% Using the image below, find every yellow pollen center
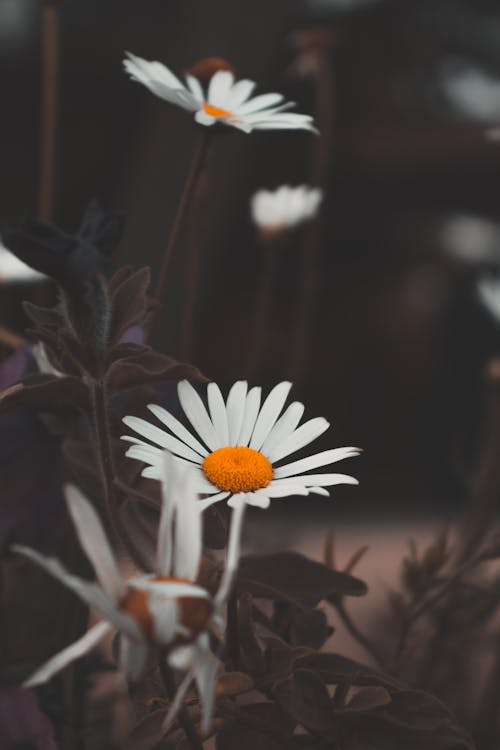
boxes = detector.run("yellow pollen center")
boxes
[202,446,273,493]
[203,102,233,119]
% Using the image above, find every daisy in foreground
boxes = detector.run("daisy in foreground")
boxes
[12,457,245,735]
[123,52,317,134]
[122,380,360,510]
[251,184,323,233]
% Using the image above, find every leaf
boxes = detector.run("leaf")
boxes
[106,352,206,394]
[216,703,296,750]
[125,709,168,750]
[295,652,404,691]
[273,669,335,734]
[346,687,392,711]
[108,266,155,346]
[216,671,254,696]
[238,552,367,607]
[23,301,63,329]
[0,375,89,414]
[238,592,266,677]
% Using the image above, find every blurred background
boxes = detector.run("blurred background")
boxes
[3,0,500,528]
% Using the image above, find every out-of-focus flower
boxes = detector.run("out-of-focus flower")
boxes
[123,52,317,134]
[250,185,323,234]
[440,214,500,265]
[440,60,500,122]
[478,276,500,324]
[0,239,45,283]
[122,380,359,510]
[13,457,243,735]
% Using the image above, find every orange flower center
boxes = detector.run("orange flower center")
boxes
[202,446,273,493]
[120,576,212,644]
[203,102,233,119]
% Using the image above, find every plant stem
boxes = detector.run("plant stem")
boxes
[38,0,61,221]
[247,237,279,378]
[158,657,204,750]
[147,130,213,344]
[90,381,149,570]
[226,590,240,670]
[288,40,335,388]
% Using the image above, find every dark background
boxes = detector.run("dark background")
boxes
[3,0,500,523]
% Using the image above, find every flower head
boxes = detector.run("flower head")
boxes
[251,185,323,233]
[13,458,244,734]
[122,380,360,510]
[0,239,45,284]
[478,276,500,324]
[123,52,318,134]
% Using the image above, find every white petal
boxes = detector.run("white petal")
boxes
[236,92,284,114]
[122,416,203,463]
[64,485,125,602]
[194,109,216,127]
[24,621,112,688]
[260,402,305,458]
[185,74,204,102]
[249,382,292,450]
[237,387,262,445]
[123,52,198,111]
[198,492,230,511]
[149,592,179,646]
[291,473,359,487]
[207,383,229,446]
[273,447,360,479]
[265,480,310,498]
[193,636,219,735]
[309,487,330,497]
[268,417,329,463]
[162,669,194,735]
[147,404,208,457]
[225,79,256,108]
[214,502,246,608]
[132,580,209,599]
[120,636,150,682]
[178,381,220,451]
[245,491,272,508]
[157,452,176,576]
[173,465,202,581]
[225,381,248,445]
[207,70,234,107]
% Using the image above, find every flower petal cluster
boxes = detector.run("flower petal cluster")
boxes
[123,53,317,134]
[13,456,244,734]
[122,380,359,509]
[251,184,323,232]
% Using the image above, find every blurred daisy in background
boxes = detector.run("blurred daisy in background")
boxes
[122,380,360,510]
[478,276,500,324]
[0,238,45,283]
[13,457,245,735]
[123,52,317,134]
[250,184,323,234]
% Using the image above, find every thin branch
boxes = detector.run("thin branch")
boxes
[158,657,204,750]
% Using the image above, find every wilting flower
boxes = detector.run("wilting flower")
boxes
[478,276,500,324]
[13,458,244,734]
[122,380,359,509]
[250,185,323,233]
[123,52,317,134]
[0,239,45,283]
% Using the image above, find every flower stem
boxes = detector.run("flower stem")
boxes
[147,130,213,345]
[90,381,149,570]
[247,237,279,379]
[38,0,61,221]
[158,658,204,750]
[226,590,240,670]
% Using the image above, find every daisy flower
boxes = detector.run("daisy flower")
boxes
[0,239,45,284]
[122,380,360,510]
[478,276,500,325]
[13,457,245,735]
[123,52,317,134]
[251,185,323,233]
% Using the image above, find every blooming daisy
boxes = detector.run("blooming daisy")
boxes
[13,457,245,735]
[122,380,360,510]
[0,239,45,284]
[123,52,317,134]
[478,276,500,325]
[251,185,323,233]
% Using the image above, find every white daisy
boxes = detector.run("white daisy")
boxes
[123,52,317,135]
[478,276,500,324]
[0,239,45,283]
[122,380,360,510]
[251,184,323,232]
[13,457,245,735]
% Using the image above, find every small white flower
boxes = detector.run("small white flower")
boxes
[251,185,323,232]
[123,52,317,135]
[13,457,244,735]
[0,240,45,283]
[122,380,360,510]
[478,276,500,324]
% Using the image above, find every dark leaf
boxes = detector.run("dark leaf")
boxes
[346,687,392,711]
[0,375,89,414]
[23,301,63,329]
[108,266,155,346]
[296,652,404,691]
[215,671,254,696]
[239,552,367,607]
[107,352,206,394]
[238,592,266,677]
[216,703,296,750]
[273,669,335,734]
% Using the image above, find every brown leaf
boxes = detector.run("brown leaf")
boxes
[0,374,89,413]
[108,266,155,345]
[216,703,295,750]
[106,352,206,394]
[238,592,266,677]
[273,669,335,734]
[238,552,367,607]
[295,652,404,691]
[215,671,254,696]
[346,687,392,711]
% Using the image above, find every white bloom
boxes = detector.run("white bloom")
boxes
[0,240,45,283]
[13,458,244,735]
[251,185,323,232]
[123,52,317,134]
[122,380,360,510]
[478,276,500,324]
